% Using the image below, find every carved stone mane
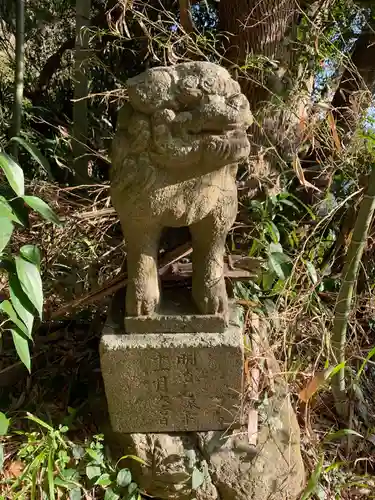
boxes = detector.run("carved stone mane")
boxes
[111,62,252,320]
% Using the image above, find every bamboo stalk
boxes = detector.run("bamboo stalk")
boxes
[331,166,375,419]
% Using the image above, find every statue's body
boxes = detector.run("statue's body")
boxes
[111,62,252,320]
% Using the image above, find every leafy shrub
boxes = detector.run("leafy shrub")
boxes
[0,148,62,371]
[0,411,143,499]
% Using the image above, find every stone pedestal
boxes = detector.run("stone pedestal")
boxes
[100,297,244,433]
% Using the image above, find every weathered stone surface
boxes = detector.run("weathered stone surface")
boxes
[106,317,305,500]
[100,303,244,433]
[125,313,226,334]
[110,61,253,321]
[124,287,226,333]
[196,390,304,500]
[110,433,218,500]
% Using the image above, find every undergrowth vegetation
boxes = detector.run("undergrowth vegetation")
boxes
[1,0,375,498]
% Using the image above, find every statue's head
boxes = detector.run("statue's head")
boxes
[114,62,252,170]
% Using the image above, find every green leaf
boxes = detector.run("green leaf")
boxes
[305,260,318,284]
[266,221,280,243]
[128,482,138,495]
[262,271,276,291]
[0,300,30,338]
[0,217,13,254]
[192,467,205,490]
[69,488,82,500]
[301,454,324,500]
[268,252,291,280]
[15,256,43,318]
[20,245,41,268]
[95,473,112,487]
[86,448,104,465]
[8,197,29,227]
[323,429,363,443]
[0,152,24,196]
[279,198,298,209]
[60,469,80,482]
[86,464,102,480]
[0,412,10,435]
[72,445,85,460]
[0,443,4,472]
[269,242,283,254]
[22,196,62,226]
[11,328,31,371]
[26,412,54,431]
[104,489,120,500]
[356,345,375,379]
[116,468,132,487]
[9,274,34,334]
[116,454,147,467]
[0,196,22,224]
[9,137,54,180]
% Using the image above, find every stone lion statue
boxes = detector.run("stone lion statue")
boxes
[111,61,252,320]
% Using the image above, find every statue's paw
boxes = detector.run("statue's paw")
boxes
[193,281,228,316]
[126,283,160,316]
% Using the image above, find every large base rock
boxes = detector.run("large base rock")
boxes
[107,317,305,500]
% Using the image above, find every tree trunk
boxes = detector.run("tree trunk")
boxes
[218,0,298,114]
[11,0,25,160]
[73,0,91,182]
[331,16,375,139]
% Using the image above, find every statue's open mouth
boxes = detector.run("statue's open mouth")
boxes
[196,122,249,135]
[201,127,248,142]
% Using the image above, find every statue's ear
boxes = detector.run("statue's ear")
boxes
[116,102,134,132]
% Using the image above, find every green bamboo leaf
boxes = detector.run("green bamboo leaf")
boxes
[20,245,41,268]
[266,221,280,243]
[0,217,13,253]
[9,137,54,180]
[269,242,283,253]
[0,299,30,338]
[0,412,10,436]
[0,152,24,196]
[9,273,34,334]
[11,328,31,372]
[26,412,54,431]
[305,260,318,284]
[0,196,22,224]
[301,454,324,500]
[22,196,62,226]
[116,454,147,467]
[15,256,43,318]
[356,345,375,379]
[323,429,363,443]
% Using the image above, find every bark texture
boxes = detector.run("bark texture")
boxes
[218,0,298,114]
[331,16,375,138]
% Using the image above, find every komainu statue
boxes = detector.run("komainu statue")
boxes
[111,61,252,320]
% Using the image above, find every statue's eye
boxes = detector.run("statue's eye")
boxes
[227,94,241,110]
[200,77,215,91]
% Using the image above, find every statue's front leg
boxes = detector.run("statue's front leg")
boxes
[124,223,162,316]
[189,198,237,319]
